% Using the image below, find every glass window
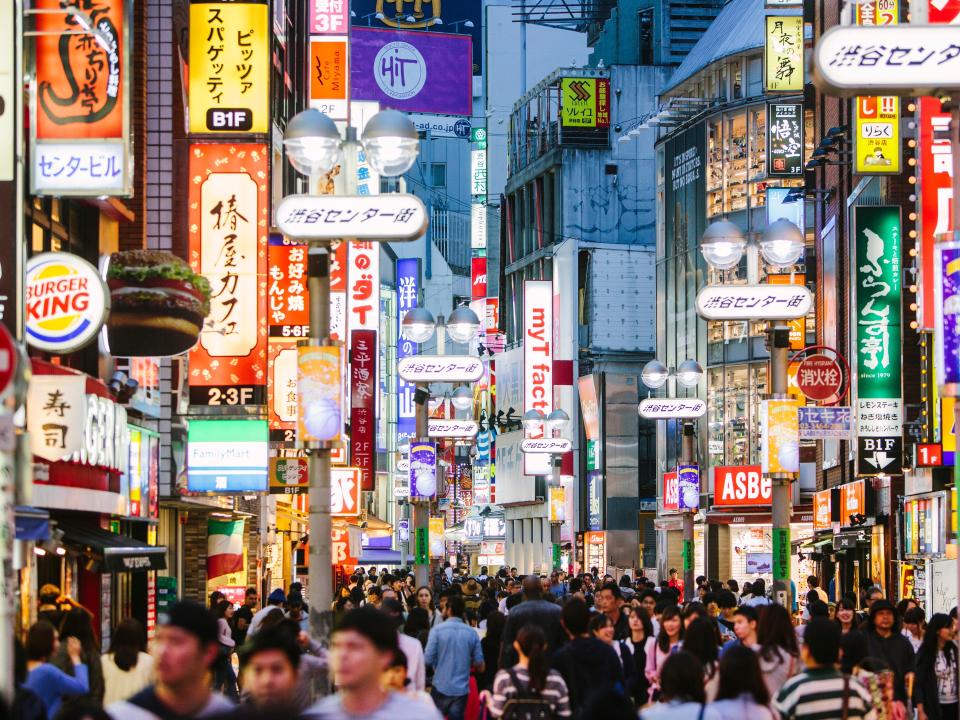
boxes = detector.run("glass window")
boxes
[707,116,723,218]
[723,365,750,466]
[749,365,768,465]
[429,163,446,188]
[724,112,747,213]
[708,367,725,466]
[732,60,743,99]
[749,106,765,181]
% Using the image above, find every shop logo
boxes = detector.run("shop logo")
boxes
[26,252,107,353]
[374,41,427,100]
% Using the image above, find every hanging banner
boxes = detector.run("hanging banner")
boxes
[677,464,701,510]
[854,206,902,474]
[764,16,803,92]
[207,519,245,584]
[187,143,268,407]
[397,258,419,443]
[918,96,952,331]
[188,0,270,133]
[350,329,376,490]
[409,441,437,500]
[766,102,804,177]
[760,399,801,475]
[523,280,553,476]
[428,516,445,557]
[560,78,611,128]
[31,0,131,195]
[298,345,342,444]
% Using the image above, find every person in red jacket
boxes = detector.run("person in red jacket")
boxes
[667,568,685,599]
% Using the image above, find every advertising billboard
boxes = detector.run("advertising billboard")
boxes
[523,280,553,476]
[560,78,610,128]
[31,0,131,195]
[187,143,268,407]
[766,103,804,177]
[350,28,472,115]
[397,258,419,443]
[187,419,268,492]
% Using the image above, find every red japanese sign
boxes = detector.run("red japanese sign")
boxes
[350,330,377,491]
[796,354,845,403]
[188,143,268,407]
[472,257,487,299]
[663,471,678,511]
[347,242,379,333]
[918,96,952,331]
[268,240,310,336]
[917,443,943,467]
[928,0,960,23]
[713,465,770,506]
[267,340,297,435]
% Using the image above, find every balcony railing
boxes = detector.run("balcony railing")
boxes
[430,207,471,275]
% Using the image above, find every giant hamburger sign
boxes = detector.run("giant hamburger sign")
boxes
[26,253,108,353]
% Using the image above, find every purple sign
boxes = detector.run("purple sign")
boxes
[397,258,419,442]
[935,243,960,387]
[351,28,472,116]
[677,464,700,510]
[409,441,437,499]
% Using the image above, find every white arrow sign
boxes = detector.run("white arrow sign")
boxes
[865,451,895,470]
[696,285,813,321]
[814,25,960,97]
[398,356,485,383]
[521,438,573,454]
[276,193,428,241]
[428,419,479,438]
[638,398,707,420]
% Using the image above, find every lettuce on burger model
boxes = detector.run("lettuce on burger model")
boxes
[106,250,212,357]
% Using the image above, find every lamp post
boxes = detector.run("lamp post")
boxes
[401,304,482,586]
[641,358,704,602]
[521,407,571,570]
[283,107,420,639]
[698,218,805,606]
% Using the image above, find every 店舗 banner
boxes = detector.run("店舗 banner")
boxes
[854,206,903,474]
[524,280,553,476]
[31,0,132,196]
[187,143,268,407]
[350,28,472,116]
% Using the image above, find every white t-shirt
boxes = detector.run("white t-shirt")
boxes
[100,652,155,707]
[308,691,443,719]
[398,632,426,691]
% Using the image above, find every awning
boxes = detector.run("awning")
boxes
[15,506,50,541]
[58,521,167,572]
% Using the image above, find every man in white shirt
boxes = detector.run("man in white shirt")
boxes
[382,599,426,691]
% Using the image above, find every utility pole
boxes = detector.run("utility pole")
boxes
[769,323,792,606]
[413,382,430,588]
[680,421,695,603]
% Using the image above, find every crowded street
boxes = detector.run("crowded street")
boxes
[0,0,958,717]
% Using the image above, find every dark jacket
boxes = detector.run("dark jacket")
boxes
[499,597,565,668]
[864,629,915,703]
[552,636,626,717]
[914,644,957,720]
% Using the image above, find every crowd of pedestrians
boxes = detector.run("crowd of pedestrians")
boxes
[8,569,957,720]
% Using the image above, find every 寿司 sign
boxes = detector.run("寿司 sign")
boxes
[26,252,108,353]
[276,194,427,241]
[398,356,485,383]
[713,465,771,506]
[520,438,573,454]
[696,285,813,321]
[427,419,478,439]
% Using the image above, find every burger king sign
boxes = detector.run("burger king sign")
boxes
[26,253,108,353]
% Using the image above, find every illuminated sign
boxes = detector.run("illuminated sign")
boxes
[276,194,427,241]
[351,329,377,490]
[310,0,349,33]
[767,102,804,177]
[188,1,269,133]
[520,438,573,454]
[31,0,131,196]
[838,479,866,525]
[398,356,485,383]
[918,97,952,331]
[713,466,770,506]
[187,419,268,492]
[330,467,362,516]
[409,441,436,499]
[677,464,700,510]
[638,398,706,419]
[935,242,960,388]
[813,489,833,530]
[471,203,487,250]
[25,253,108,353]
[524,280,553,476]
[760,399,801,475]
[187,143,268,407]
[855,97,901,175]
[396,258,419,443]
[427,419,479,439]
[472,256,487,299]
[695,285,813,320]
[471,149,487,197]
[764,16,803,92]
[269,457,307,494]
[662,470,678,512]
[310,37,349,120]
[560,78,610,128]
[298,345,342,445]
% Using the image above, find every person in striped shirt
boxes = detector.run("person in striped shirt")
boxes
[485,625,572,718]
[775,618,876,720]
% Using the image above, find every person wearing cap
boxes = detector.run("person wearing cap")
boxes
[248,588,287,638]
[107,600,234,719]
[864,598,916,705]
[308,607,443,719]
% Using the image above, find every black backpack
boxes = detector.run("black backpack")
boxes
[500,668,557,720]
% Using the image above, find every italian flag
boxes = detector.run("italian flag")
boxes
[207,519,245,580]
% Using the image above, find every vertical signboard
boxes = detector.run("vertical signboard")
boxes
[935,242,960,388]
[31,0,131,195]
[351,330,376,490]
[855,206,902,474]
[471,148,487,197]
[764,16,803,92]
[188,1,270,134]
[918,97,952,331]
[560,78,611,128]
[471,257,487,299]
[396,258,419,443]
[761,399,801,474]
[310,37,349,121]
[471,203,488,251]
[766,103,804,177]
[523,280,553,475]
[0,0,12,181]
[298,345,342,444]
[310,0,349,33]
[347,242,380,337]
[854,0,900,176]
[188,143,268,407]
[409,441,437,499]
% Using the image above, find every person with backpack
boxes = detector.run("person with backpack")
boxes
[485,625,571,719]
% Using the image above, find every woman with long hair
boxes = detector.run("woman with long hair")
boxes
[484,625,571,718]
[100,617,154,706]
[914,613,958,720]
[681,617,721,702]
[213,599,239,701]
[645,604,684,701]
[415,585,443,627]
[835,597,859,635]
[639,652,706,720]
[755,603,799,698]
[590,613,637,693]
[22,620,89,720]
[51,606,104,706]
[626,605,653,704]
[479,611,506,691]
[705,644,774,720]
[403,606,432,649]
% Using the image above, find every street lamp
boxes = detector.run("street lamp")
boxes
[282,106,422,638]
[523,409,545,434]
[699,218,805,270]
[446,305,482,344]
[451,385,473,412]
[546,409,570,433]
[401,307,437,344]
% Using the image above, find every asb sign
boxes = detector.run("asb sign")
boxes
[713,466,771,507]
[26,253,108,353]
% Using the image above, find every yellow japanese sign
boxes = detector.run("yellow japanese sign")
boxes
[560,78,610,128]
[761,398,801,475]
[854,0,900,175]
[189,1,269,134]
[764,16,804,92]
[549,486,566,523]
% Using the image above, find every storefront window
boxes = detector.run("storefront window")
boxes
[724,365,750,466]
[708,367,724,465]
[724,112,747,213]
[707,117,723,218]
[749,107,766,180]
[732,60,743,99]
[749,364,767,465]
